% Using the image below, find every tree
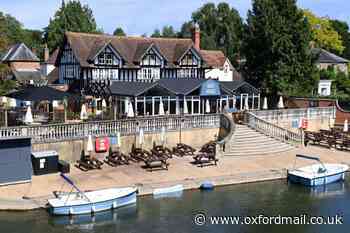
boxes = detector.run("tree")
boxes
[244,0,318,96]
[303,10,344,54]
[151,26,177,38]
[177,22,192,38]
[161,26,177,38]
[113,27,126,36]
[44,0,99,50]
[330,20,350,59]
[151,29,161,38]
[184,2,243,66]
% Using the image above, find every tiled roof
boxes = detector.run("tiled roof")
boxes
[65,32,197,68]
[1,43,40,62]
[109,79,259,97]
[46,48,60,65]
[313,48,349,64]
[109,81,156,96]
[200,50,227,68]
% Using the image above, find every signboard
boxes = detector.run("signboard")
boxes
[95,137,109,153]
[297,118,308,129]
[200,80,221,96]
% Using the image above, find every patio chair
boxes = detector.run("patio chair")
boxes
[151,143,173,159]
[143,151,170,172]
[193,141,218,167]
[172,143,196,157]
[76,150,103,171]
[105,147,132,166]
[129,144,153,162]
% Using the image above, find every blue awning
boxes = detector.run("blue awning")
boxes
[200,80,221,96]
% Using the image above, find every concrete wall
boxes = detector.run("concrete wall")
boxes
[268,118,334,133]
[32,128,219,163]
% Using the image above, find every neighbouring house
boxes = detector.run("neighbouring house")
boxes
[314,48,349,74]
[200,50,235,81]
[55,25,260,116]
[313,48,349,96]
[1,43,46,85]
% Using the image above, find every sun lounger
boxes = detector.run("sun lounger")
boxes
[172,143,196,157]
[105,148,132,166]
[76,151,103,171]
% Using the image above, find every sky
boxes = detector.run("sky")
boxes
[1,0,350,35]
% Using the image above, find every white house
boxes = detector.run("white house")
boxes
[200,50,234,81]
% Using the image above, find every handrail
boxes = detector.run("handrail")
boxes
[246,112,302,145]
[0,114,220,144]
[250,107,336,121]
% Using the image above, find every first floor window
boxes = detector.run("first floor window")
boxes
[138,68,160,81]
[177,68,197,78]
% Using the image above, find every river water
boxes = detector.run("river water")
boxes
[1,179,349,233]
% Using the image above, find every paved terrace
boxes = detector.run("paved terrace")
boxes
[0,145,350,210]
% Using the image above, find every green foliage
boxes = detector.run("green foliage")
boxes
[320,66,350,98]
[0,11,44,59]
[244,0,318,96]
[303,10,344,54]
[184,2,243,66]
[151,29,161,38]
[151,26,177,38]
[330,20,350,59]
[113,27,126,36]
[44,0,99,50]
[0,79,16,95]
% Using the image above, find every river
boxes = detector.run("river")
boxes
[1,179,349,233]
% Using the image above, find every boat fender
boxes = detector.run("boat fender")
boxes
[200,181,214,190]
[113,201,118,209]
[91,205,96,214]
[69,207,74,215]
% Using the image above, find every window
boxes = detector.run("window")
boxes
[98,53,114,65]
[138,68,160,81]
[180,50,200,67]
[141,49,162,67]
[177,68,197,78]
[66,66,74,78]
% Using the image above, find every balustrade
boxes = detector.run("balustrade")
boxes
[0,114,220,143]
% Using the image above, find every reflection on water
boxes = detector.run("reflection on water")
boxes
[1,178,350,233]
[309,181,346,198]
[49,204,137,231]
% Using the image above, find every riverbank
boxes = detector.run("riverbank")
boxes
[1,145,350,211]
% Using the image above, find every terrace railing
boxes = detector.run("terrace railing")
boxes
[246,112,302,145]
[0,114,220,144]
[250,107,336,121]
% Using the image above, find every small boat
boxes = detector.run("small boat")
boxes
[48,174,137,216]
[287,154,348,187]
[200,181,214,190]
[153,184,183,196]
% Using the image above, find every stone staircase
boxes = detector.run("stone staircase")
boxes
[224,124,295,156]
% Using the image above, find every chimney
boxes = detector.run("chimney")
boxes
[44,44,50,62]
[192,23,200,50]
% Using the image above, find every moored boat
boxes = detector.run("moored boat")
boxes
[48,174,137,216]
[287,154,348,187]
[153,184,183,196]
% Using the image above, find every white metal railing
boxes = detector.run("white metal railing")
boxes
[251,107,336,122]
[247,112,302,145]
[0,114,220,143]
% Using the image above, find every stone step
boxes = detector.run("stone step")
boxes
[233,136,277,143]
[231,141,291,150]
[226,124,295,156]
[225,146,294,156]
